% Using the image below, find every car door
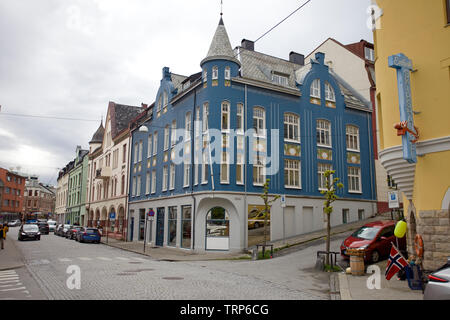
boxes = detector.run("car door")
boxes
[378,226,395,257]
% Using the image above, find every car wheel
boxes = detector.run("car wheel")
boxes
[371,250,380,263]
[37,237,41,241]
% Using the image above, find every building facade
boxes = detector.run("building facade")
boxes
[127,17,376,252]
[22,176,56,220]
[0,167,26,222]
[85,102,143,240]
[55,163,71,223]
[66,146,89,225]
[373,0,450,270]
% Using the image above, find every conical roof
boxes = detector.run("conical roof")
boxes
[201,17,240,67]
[89,121,105,144]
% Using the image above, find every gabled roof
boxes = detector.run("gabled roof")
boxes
[201,17,240,67]
[109,102,143,139]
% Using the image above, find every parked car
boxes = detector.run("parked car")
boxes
[8,220,21,227]
[67,226,82,239]
[424,257,450,300]
[47,220,57,233]
[37,221,50,235]
[18,224,41,241]
[248,211,270,229]
[76,227,101,243]
[61,224,72,238]
[55,224,63,236]
[340,220,406,263]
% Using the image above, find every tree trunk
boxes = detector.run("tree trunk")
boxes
[326,212,330,266]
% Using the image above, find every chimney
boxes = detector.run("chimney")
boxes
[241,39,254,51]
[289,51,304,66]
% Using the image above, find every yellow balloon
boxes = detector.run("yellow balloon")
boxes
[394,220,407,238]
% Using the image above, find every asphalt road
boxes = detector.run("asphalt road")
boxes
[8,227,348,300]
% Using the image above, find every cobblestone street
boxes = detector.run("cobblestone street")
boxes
[10,227,335,300]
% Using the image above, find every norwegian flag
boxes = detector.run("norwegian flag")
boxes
[385,243,409,280]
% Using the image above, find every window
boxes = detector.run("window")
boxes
[342,209,349,224]
[138,141,143,161]
[171,120,177,147]
[157,95,162,117]
[253,155,265,186]
[151,170,156,194]
[122,144,127,163]
[168,206,177,247]
[153,132,158,155]
[318,163,332,190]
[169,163,175,190]
[387,175,397,189]
[185,112,191,141]
[236,153,244,185]
[317,120,331,147]
[348,166,361,193]
[310,79,321,98]
[236,103,244,133]
[183,162,190,187]
[203,69,207,83]
[220,152,229,184]
[147,134,152,157]
[346,125,360,151]
[132,176,136,197]
[224,66,231,80]
[324,82,335,102]
[253,107,265,137]
[202,151,209,184]
[164,125,170,151]
[272,73,288,86]
[284,113,300,142]
[134,143,138,164]
[202,103,209,133]
[212,66,218,80]
[146,172,150,194]
[364,47,375,62]
[284,159,301,188]
[161,166,168,191]
[163,91,168,113]
[181,206,192,249]
[358,209,365,221]
[113,149,118,169]
[221,101,230,131]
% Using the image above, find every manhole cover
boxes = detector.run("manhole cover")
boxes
[162,277,184,280]
[117,272,137,276]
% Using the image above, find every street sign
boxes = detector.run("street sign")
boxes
[109,212,116,220]
[148,209,155,217]
[388,191,400,209]
[281,195,286,208]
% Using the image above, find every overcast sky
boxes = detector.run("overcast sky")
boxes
[0,0,373,186]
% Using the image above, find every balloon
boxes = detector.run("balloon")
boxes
[394,220,407,238]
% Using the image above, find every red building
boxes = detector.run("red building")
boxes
[0,167,26,222]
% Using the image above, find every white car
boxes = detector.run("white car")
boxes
[47,220,57,232]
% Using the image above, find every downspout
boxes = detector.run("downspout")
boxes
[244,84,248,250]
[125,130,133,242]
[191,86,197,250]
[367,112,376,214]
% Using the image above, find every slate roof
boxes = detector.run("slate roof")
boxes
[201,17,240,67]
[109,102,144,139]
[236,46,303,89]
[89,122,105,144]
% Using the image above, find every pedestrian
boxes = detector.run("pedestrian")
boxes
[0,224,4,250]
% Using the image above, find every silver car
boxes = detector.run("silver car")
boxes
[424,257,450,300]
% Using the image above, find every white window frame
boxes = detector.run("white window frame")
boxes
[136,175,141,196]
[364,47,375,62]
[212,66,218,80]
[163,90,168,112]
[310,79,321,98]
[151,170,156,194]
[202,103,209,133]
[139,141,143,162]
[134,143,138,164]
[169,163,175,190]
[220,152,229,184]
[153,132,158,155]
[164,125,170,151]
[224,66,231,80]
[324,81,335,102]
[317,119,332,147]
[346,125,360,152]
[253,107,266,137]
[221,101,230,132]
[284,159,301,189]
[146,172,150,195]
[236,153,244,185]
[236,103,244,134]
[272,73,288,86]
[162,165,168,191]
[185,112,191,141]
[284,113,300,143]
[348,166,362,193]
[183,162,190,187]
[171,120,177,147]
[203,69,207,83]
[202,151,209,184]
[318,163,333,191]
[253,155,266,186]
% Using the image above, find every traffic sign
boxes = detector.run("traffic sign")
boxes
[148,209,155,217]
[281,195,286,208]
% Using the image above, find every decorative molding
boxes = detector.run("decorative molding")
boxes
[416,135,450,156]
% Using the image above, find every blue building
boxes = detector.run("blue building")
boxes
[128,17,376,252]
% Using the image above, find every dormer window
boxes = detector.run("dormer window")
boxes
[310,79,321,98]
[272,72,288,86]
[324,82,335,102]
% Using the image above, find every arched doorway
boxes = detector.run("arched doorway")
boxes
[109,206,116,232]
[118,206,125,234]
[205,207,230,251]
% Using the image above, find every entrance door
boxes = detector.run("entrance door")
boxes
[156,207,165,246]
[130,217,134,241]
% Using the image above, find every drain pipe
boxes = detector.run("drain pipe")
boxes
[244,84,248,251]
[191,87,197,250]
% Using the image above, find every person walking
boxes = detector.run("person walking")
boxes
[0,224,4,250]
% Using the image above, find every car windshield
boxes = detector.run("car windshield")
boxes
[23,225,39,232]
[351,226,380,240]
[86,229,98,234]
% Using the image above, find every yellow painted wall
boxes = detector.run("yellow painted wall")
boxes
[374,0,450,211]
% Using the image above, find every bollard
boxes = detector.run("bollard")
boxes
[252,249,258,260]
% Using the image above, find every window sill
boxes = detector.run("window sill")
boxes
[348,191,362,194]
[284,139,301,144]
[253,183,264,187]
[220,181,230,185]
[285,186,302,190]
[317,144,332,149]
[346,148,360,153]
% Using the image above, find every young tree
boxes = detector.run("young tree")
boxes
[258,178,280,246]
[321,170,343,266]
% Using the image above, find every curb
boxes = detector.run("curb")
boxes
[329,273,341,300]
[337,273,352,300]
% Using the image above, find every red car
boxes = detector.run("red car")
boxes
[340,220,407,263]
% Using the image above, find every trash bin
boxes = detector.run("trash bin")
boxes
[347,249,365,276]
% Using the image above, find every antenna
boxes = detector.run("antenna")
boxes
[220,0,223,16]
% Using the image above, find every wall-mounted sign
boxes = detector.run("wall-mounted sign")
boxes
[388,191,400,209]
[388,53,418,164]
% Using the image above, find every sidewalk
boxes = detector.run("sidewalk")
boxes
[100,213,390,261]
[335,260,424,300]
[0,236,25,271]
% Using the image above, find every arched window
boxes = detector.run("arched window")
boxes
[206,207,230,250]
[310,79,321,98]
[224,66,231,80]
[212,66,218,80]
[324,81,335,102]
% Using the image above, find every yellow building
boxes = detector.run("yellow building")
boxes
[373,0,450,271]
